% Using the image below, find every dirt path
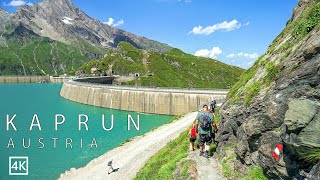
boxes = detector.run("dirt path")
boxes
[188,151,224,180]
[58,112,197,180]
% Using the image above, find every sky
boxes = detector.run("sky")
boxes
[0,0,298,69]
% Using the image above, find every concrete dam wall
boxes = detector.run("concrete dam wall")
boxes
[0,76,74,83]
[0,76,50,83]
[60,81,228,115]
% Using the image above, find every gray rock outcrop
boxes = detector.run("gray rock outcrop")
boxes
[215,0,320,179]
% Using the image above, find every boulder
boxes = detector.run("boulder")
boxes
[284,98,319,132]
[297,112,320,148]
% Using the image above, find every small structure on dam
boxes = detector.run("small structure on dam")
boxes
[60,79,228,116]
[74,76,115,84]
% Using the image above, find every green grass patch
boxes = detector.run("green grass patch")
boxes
[241,166,268,180]
[263,61,280,85]
[209,143,217,156]
[222,154,236,178]
[214,106,221,124]
[243,82,261,107]
[223,142,237,152]
[178,160,193,179]
[292,1,320,40]
[134,129,189,180]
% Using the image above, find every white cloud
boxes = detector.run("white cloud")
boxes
[226,52,259,59]
[113,19,124,27]
[244,21,250,26]
[189,19,241,35]
[4,0,32,7]
[194,47,222,59]
[104,18,114,26]
[103,18,124,27]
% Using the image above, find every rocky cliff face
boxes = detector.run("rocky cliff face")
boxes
[216,0,320,179]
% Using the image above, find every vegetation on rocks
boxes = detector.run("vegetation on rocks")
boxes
[243,82,261,106]
[226,1,320,107]
[79,42,244,89]
[216,0,320,179]
[263,61,280,85]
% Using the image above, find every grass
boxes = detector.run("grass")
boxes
[263,61,280,85]
[242,166,268,180]
[78,42,244,89]
[222,142,237,152]
[0,28,103,75]
[134,128,190,180]
[214,106,221,123]
[222,154,236,177]
[178,159,193,179]
[292,1,320,40]
[243,82,261,107]
[209,143,217,156]
[221,154,268,180]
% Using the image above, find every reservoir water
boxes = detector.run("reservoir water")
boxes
[0,83,173,179]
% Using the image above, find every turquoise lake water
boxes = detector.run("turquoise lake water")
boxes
[0,83,173,179]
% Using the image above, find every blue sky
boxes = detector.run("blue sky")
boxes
[1,0,298,69]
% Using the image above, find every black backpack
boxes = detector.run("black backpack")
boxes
[200,112,211,129]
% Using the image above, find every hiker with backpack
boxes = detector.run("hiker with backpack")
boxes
[189,123,197,151]
[195,104,216,158]
[210,99,217,113]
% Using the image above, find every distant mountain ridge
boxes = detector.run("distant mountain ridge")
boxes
[0,0,171,75]
[14,0,172,52]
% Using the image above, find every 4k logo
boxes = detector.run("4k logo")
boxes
[9,156,28,175]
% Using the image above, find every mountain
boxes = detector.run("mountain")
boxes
[77,42,244,89]
[0,0,171,75]
[14,0,172,52]
[216,0,320,179]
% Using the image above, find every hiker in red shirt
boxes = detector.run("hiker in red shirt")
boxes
[189,124,197,151]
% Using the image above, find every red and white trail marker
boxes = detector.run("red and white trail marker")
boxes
[272,143,283,161]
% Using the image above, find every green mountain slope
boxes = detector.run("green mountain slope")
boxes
[0,23,104,75]
[78,42,244,89]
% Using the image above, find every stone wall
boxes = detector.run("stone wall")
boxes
[60,81,228,115]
